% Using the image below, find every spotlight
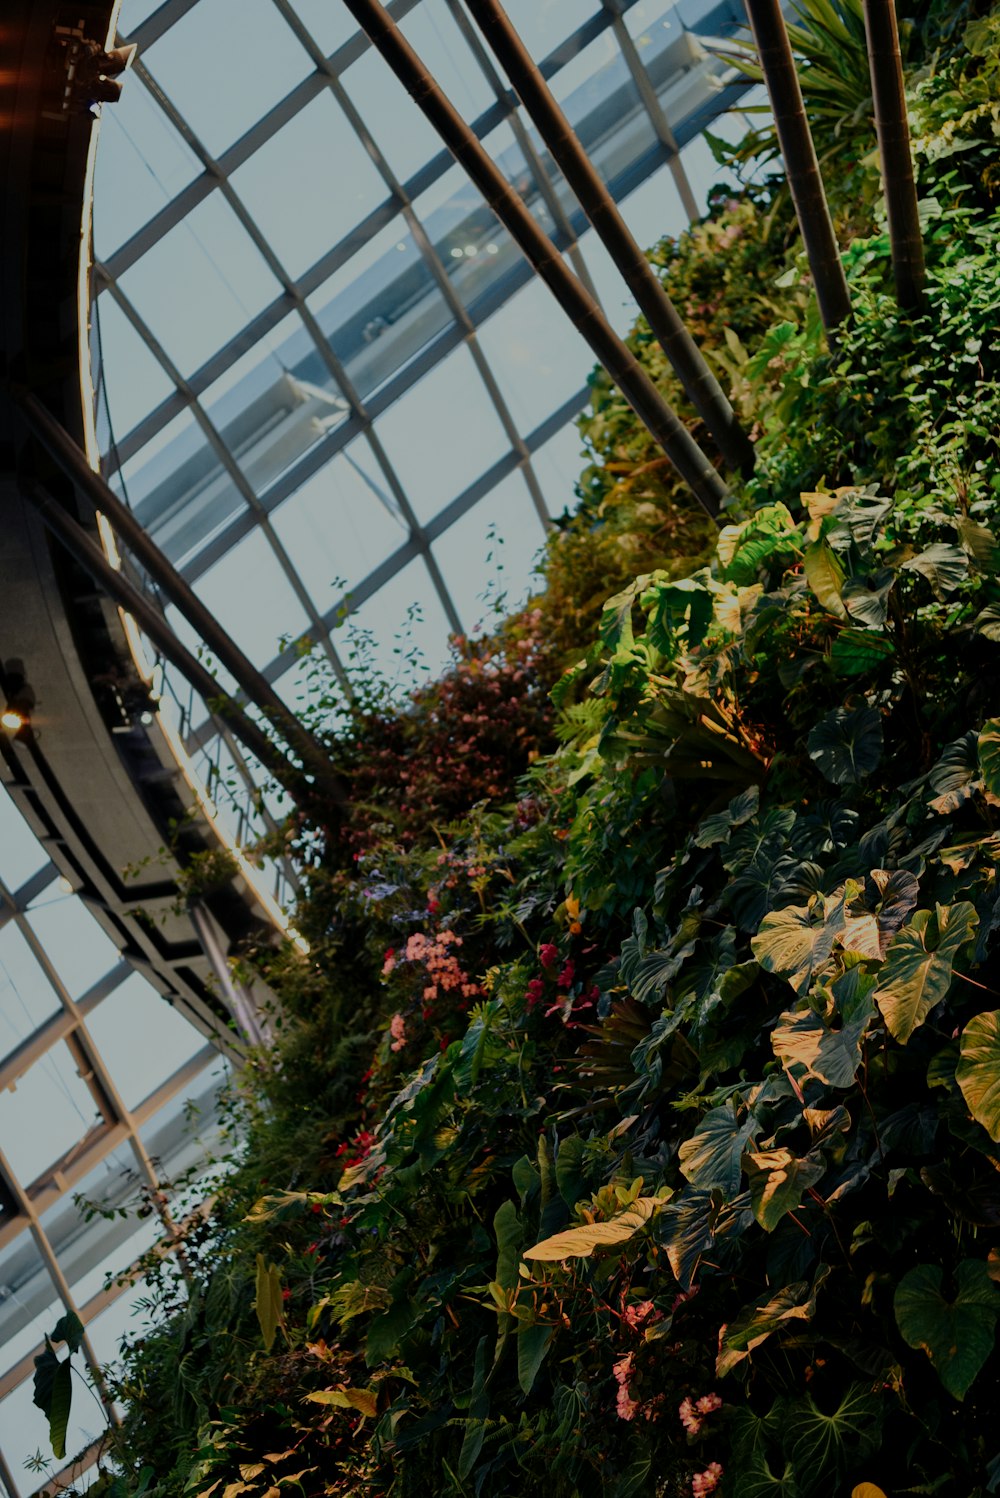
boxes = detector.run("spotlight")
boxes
[1,659,35,736]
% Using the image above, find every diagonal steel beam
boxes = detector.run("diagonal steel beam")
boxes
[13,388,346,807]
[463,0,754,474]
[339,0,728,521]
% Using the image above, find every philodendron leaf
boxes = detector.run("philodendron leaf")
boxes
[830,628,894,677]
[780,1384,881,1480]
[678,1103,759,1196]
[841,568,895,628]
[803,541,848,619]
[928,730,981,814]
[978,719,1000,801]
[50,1311,84,1354]
[875,902,979,1044]
[744,1148,825,1230]
[717,1267,829,1378]
[254,1253,284,1352]
[957,1010,1000,1141]
[32,1341,73,1460]
[904,542,968,599]
[304,1387,378,1418]
[807,704,883,786]
[894,1260,1000,1399]
[751,903,836,992]
[524,1197,662,1260]
[841,870,919,959]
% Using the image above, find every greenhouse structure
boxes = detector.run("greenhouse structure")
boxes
[1,0,998,1493]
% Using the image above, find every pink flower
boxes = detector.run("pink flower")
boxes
[696,1393,722,1416]
[526,977,545,1008]
[622,1299,656,1330]
[539,943,559,972]
[557,959,575,989]
[612,1352,638,1421]
[692,1463,723,1497]
[389,1013,407,1052]
[679,1397,702,1435]
[382,948,396,976]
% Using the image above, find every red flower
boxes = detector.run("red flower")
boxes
[526,977,545,1008]
[539,943,559,972]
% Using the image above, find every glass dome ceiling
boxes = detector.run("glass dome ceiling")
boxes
[1,0,760,1489]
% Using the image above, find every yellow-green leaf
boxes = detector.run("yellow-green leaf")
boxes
[524,1198,660,1260]
[254,1254,283,1352]
[304,1387,377,1418]
[803,541,848,618]
[957,1010,1000,1141]
[875,903,978,1044]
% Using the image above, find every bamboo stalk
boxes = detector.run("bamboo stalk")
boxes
[744,0,852,333]
[464,0,754,475]
[341,0,728,520]
[861,0,925,311]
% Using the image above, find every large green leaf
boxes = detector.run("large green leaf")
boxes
[720,504,800,586]
[254,1254,283,1353]
[524,1198,661,1260]
[517,1323,553,1395]
[744,1148,825,1230]
[781,1384,880,1474]
[493,1200,523,1290]
[894,1260,1000,1399]
[678,1103,759,1196]
[978,719,1000,800]
[807,704,882,785]
[875,903,979,1044]
[904,542,968,599]
[751,902,837,991]
[803,541,848,619]
[928,730,982,813]
[840,869,919,958]
[841,568,895,628]
[957,1010,1000,1141]
[717,1269,828,1377]
[830,628,894,677]
[32,1342,73,1460]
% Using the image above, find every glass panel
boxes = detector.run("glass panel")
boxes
[616,159,692,251]
[120,0,176,31]
[25,896,120,1002]
[555,34,654,192]
[137,1064,227,1186]
[306,217,455,406]
[230,91,389,283]
[374,343,510,525]
[93,290,177,448]
[117,194,282,379]
[287,0,356,57]
[36,1144,158,1307]
[433,472,545,636]
[475,275,592,431]
[346,557,453,689]
[397,0,493,122]
[572,231,639,335]
[122,407,250,572]
[450,120,541,315]
[195,529,310,670]
[270,439,408,621]
[530,419,588,517]
[624,0,682,44]
[84,975,206,1114]
[92,74,202,259]
[73,1218,161,1312]
[0,925,61,1053]
[0,789,48,894]
[85,1278,155,1372]
[142,0,314,159]
[501,0,600,61]
[340,47,445,186]
[202,313,347,504]
[0,1232,60,1377]
[0,1044,104,1186]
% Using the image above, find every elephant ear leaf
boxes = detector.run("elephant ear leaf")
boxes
[894,1260,1000,1399]
[957,1010,1000,1141]
[524,1198,662,1261]
[32,1339,74,1460]
[874,903,978,1044]
[807,705,882,785]
[678,1103,758,1196]
[978,718,1000,802]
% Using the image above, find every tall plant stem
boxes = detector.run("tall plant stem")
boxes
[463,0,754,475]
[340,0,728,521]
[861,0,926,311]
[744,0,852,334]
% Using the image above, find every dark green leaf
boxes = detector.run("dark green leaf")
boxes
[516,1323,553,1396]
[895,1260,1000,1399]
[841,569,895,628]
[875,903,979,1043]
[744,1148,825,1230]
[978,719,1000,800]
[830,628,894,676]
[717,1268,829,1377]
[904,543,969,598]
[678,1103,759,1196]
[808,705,882,785]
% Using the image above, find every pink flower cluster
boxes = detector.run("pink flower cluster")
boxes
[692,1462,723,1497]
[612,1353,639,1421]
[679,1393,722,1436]
[389,1013,407,1052]
[622,1299,658,1331]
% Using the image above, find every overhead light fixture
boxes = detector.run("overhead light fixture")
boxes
[1,659,35,736]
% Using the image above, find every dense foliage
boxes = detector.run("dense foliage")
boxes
[32,6,1000,1496]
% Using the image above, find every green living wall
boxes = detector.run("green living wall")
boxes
[31,3,1000,1494]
